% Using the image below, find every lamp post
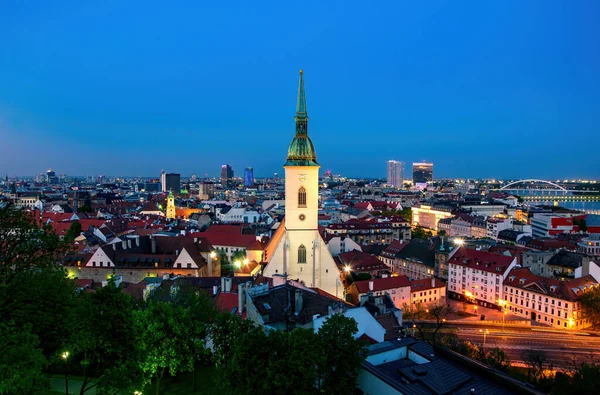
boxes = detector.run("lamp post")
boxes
[474,305,478,315]
[61,351,69,395]
[479,329,489,353]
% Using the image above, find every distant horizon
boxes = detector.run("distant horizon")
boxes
[1,2,599,178]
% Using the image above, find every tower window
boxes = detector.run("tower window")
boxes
[298,187,307,208]
[298,245,307,264]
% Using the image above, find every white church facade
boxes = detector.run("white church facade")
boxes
[262,70,343,298]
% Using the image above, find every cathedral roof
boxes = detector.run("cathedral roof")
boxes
[285,70,319,167]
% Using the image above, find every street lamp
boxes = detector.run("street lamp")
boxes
[474,305,478,315]
[61,351,70,395]
[503,311,507,332]
[479,329,489,352]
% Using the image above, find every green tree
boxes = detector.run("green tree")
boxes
[70,280,141,394]
[135,300,205,395]
[65,220,83,241]
[402,302,428,340]
[0,203,71,284]
[580,287,600,329]
[485,347,511,371]
[523,349,548,383]
[316,314,366,393]
[0,322,47,395]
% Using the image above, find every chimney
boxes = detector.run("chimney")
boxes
[369,280,374,292]
[238,283,245,314]
[112,243,116,251]
[221,277,226,292]
[295,289,303,315]
[151,236,156,254]
[175,249,180,256]
[194,237,198,243]
[127,239,132,249]
[135,236,140,247]
[431,277,435,288]
[213,285,218,295]
[122,240,127,250]
[225,277,232,293]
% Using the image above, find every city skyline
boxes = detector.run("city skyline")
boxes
[1,2,599,179]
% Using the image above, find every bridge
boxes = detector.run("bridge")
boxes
[493,179,600,205]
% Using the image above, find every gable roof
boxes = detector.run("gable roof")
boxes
[354,276,410,294]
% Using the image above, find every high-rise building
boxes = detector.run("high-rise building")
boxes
[244,167,254,187]
[413,162,434,184]
[261,70,341,297]
[160,171,181,192]
[220,164,234,187]
[46,169,59,184]
[387,160,404,188]
[198,182,215,200]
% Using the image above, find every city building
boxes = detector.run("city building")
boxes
[347,276,411,309]
[78,235,220,283]
[390,238,455,280]
[531,214,574,237]
[324,219,411,246]
[412,162,433,184]
[46,169,59,184]
[198,182,215,200]
[243,167,254,187]
[261,71,343,297]
[409,277,447,305]
[358,339,517,395]
[447,248,517,309]
[502,267,599,329]
[386,160,404,188]
[579,234,600,257]
[160,171,180,193]
[487,217,513,240]
[411,204,454,230]
[221,164,234,187]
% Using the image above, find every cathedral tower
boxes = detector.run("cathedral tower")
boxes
[166,191,176,219]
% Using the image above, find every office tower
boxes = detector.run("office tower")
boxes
[221,164,234,187]
[387,160,404,188]
[198,182,215,199]
[46,169,59,184]
[244,167,254,187]
[412,162,434,184]
[160,171,181,192]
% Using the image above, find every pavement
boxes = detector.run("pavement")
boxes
[453,326,600,369]
[447,299,524,322]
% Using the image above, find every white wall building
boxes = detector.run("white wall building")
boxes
[447,248,517,309]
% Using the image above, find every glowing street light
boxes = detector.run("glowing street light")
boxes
[243,258,249,265]
[234,261,241,269]
[344,265,351,273]
[61,351,70,395]
[454,238,465,246]
[480,329,490,352]
[210,251,217,259]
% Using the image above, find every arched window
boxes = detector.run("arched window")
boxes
[298,245,307,264]
[298,187,307,207]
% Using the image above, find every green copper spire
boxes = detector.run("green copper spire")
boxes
[285,70,319,167]
[295,69,307,120]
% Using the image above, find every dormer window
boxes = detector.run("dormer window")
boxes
[298,187,307,208]
[519,278,526,285]
[550,285,557,292]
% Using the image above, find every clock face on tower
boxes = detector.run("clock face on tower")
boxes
[298,174,306,182]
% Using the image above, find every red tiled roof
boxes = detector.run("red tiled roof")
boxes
[448,248,515,274]
[504,267,599,302]
[409,277,446,293]
[354,275,410,294]
[215,291,246,318]
[196,231,259,249]
[336,251,389,273]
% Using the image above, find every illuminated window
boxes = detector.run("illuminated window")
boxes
[298,187,307,207]
[298,245,307,263]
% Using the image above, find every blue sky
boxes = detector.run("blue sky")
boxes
[1,1,599,179]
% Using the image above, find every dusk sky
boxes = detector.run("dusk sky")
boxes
[1,1,599,179]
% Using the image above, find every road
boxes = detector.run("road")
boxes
[452,326,600,368]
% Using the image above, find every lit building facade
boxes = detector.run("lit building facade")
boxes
[386,160,404,188]
[411,204,453,230]
[166,191,176,219]
[412,162,433,184]
[262,70,342,297]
